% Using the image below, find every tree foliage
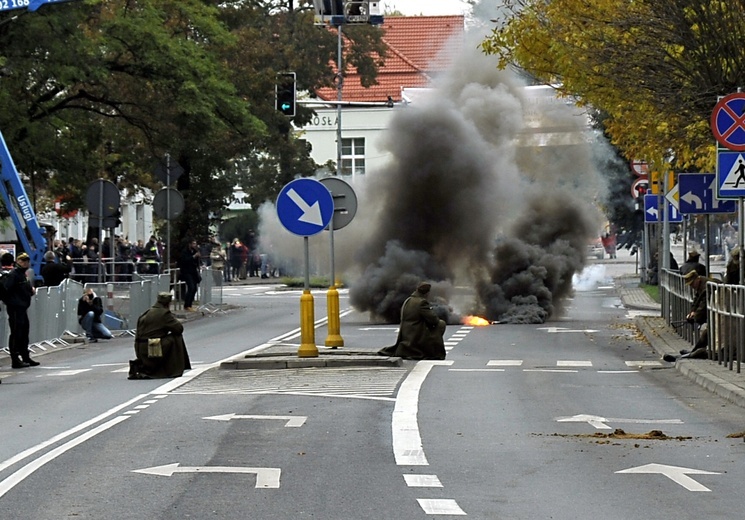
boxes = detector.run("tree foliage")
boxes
[0,0,385,245]
[482,0,745,172]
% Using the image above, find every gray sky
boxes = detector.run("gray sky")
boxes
[380,0,471,15]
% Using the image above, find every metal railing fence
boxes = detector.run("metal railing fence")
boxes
[660,269,743,373]
[0,267,221,358]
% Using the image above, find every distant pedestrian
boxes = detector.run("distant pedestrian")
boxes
[178,238,201,311]
[4,253,39,368]
[40,250,71,286]
[725,247,740,285]
[378,281,447,360]
[680,249,706,277]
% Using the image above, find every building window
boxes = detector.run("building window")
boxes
[340,138,365,176]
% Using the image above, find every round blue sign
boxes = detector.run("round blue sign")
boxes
[711,93,745,151]
[276,178,334,236]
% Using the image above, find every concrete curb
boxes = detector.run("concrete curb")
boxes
[635,316,745,409]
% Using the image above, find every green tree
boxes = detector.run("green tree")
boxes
[482,0,745,173]
[0,0,386,245]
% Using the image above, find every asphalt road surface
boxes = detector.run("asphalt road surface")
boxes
[1,267,744,519]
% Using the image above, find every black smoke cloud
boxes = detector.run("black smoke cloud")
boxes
[257,43,605,325]
[347,47,602,324]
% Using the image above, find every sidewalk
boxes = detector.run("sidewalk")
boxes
[618,277,745,409]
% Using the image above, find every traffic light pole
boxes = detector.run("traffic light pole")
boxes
[325,23,344,348]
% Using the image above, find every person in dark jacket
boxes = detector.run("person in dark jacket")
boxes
[680,249,706,277]
[178,238,201,311]
[378,282,446,360]
[725,247,740,285]
[40,250,71,286]
[128,292,191,379]
[664,271,711,362]
[77,287,113,342]
[4,253,39,368]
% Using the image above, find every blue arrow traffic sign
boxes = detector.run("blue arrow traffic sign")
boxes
[716,150,745,198]
[679,173,737,214]
[644,194,682,223]
[276,178,334,237]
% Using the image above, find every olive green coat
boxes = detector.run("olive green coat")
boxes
[379,289,446,360]
[131,302,191,378]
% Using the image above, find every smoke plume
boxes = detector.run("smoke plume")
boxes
[259,38,605,325]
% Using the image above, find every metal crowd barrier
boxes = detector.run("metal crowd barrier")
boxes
[660,269,743,373]
[0,267,222,358]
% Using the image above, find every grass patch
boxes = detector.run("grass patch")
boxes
[281,276,335,288]
[641,284,660,302]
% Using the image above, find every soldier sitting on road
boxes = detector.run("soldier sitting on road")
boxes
[378,281,446,360]
[664,271,711,362]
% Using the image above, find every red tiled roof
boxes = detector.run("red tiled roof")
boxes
[315,15,465,103]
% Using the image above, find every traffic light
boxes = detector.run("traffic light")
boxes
[276,72,296,117]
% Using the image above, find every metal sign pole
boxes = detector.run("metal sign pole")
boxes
[166,154,171,275]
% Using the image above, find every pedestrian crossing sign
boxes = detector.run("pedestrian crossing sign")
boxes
[717,150,745,198]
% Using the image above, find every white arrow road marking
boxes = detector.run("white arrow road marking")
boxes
[132,464,281,488]
[287,188,323,226]
[616,463,720,492]
[537,327,599,333]
[556,414,683,430]
[203,413,307,427]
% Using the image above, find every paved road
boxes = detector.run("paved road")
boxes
[2,262,745,519]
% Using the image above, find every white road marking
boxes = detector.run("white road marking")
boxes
[556,414,684,430]
[557,360,593,367]
[487,360,523,366]
[203,414,307,427]
[523,369,578,373]
[449,368,505,372]
[626,360,664,367]
[132,463,281,488]
[392,361,452,466]
[616,464,720,492]
[41,369,92,377]
[404,474,443,487]
[0,415,130,499]
[417,499,467,515]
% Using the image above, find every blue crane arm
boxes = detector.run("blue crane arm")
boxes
[0,130,47,276]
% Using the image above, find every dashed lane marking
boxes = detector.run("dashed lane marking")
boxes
[417,499,467,516]
[404,474,443,487]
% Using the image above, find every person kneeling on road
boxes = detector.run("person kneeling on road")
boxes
[77,287,113,342]
[664,270,711,363]
[128,292,191,380]
[378,281,447,360]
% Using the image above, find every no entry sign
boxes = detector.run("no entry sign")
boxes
[711,93,745,151]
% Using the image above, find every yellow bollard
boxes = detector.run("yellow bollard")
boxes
[325,286,344,348]
[298,289,319,357]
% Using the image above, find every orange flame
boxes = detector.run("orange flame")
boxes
[462,315,490,326]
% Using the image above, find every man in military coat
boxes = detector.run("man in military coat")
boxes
[128,292,191,379]
[378,282,446,360]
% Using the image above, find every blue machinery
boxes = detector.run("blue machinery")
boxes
[0,131,47,275]
[0,0,82,275]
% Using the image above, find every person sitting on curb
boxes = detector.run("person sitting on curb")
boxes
[664,270,711,362]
